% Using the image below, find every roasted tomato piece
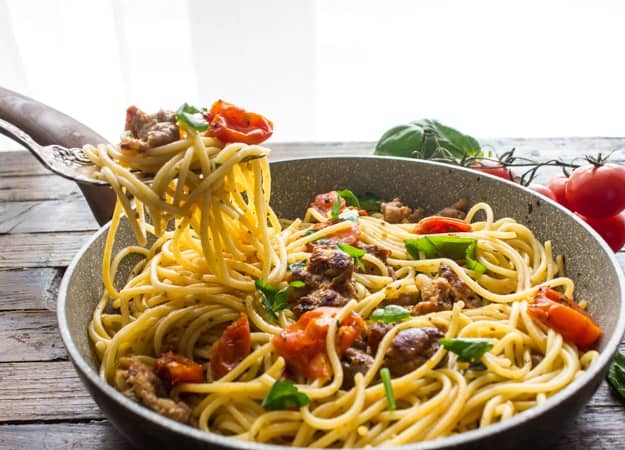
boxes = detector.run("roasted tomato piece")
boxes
[310,191,344,217]
[154,351,204,387]
[414,216,472,234]
[272,307,365,380]
[204,99,273,144]
[210,314,252,379]
[528,287,601,349]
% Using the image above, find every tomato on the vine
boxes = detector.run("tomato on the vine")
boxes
[546,175,572,210]
[528,183,556,201]
[565,164,625,218]
[470,159,520,182]
[579,212,625,252]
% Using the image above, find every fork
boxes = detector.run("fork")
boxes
[0,118,108,186]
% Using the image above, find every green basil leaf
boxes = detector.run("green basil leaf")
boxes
[608,350,625,401]
[359,192,383,212]
[380,367,396,411]
[465,240,487,274]
[370,305,411,324]
[405,236,476,260]
[329,196,342,219]
[338,189,360,208]
[261,379,310,410]
[289,280,306,288]
[176,103,209,132]
[374,123,425,158]
[412,119,482,159]
[255,280,290,321]
[440,338,493,363]
[337,243,366,271]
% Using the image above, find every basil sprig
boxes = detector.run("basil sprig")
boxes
[337,243,366,271]
[608,350,625,400]
[176,103,209,132]
[370,305,411,324]
[329,189,361,219]
[359,192,382,212]
[255,280,303,321]
[439,338,493,363]
[404,236,486,274]
[380,368,396,411]
[261,379,310,410]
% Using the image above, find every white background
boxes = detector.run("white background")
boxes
[1,0,624,149]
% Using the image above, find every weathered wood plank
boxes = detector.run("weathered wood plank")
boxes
[0,311,66,362]
[0,361,102,422]
[0,174,81,202]
[0,150,49,177]
[0,268,61,311]
[0,231,93,268]
[0,199,98,234]
[0,422,131,450]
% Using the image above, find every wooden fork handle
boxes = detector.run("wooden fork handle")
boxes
[0,86,116,225]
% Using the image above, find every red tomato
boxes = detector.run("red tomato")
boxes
[414,216,472,234]
[565,164,625,218]
[310,191,344,217]
[154,352,204,387]
[546,175,572,209]
[528,287,601,349]
[210,314,251,379]
[528,183,556,201]
[204,100,273,144]
[471,159,520,182]
[272,307,365,380]
[580,212,625,252]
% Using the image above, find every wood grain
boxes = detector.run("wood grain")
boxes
[0,361,101,421]
[0,268,61,311]
[0,422,131,450]
[0,231,93,268]
[0,199,98,234]
[0,311,67,362]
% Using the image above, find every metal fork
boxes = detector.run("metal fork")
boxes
[0,118,107,186]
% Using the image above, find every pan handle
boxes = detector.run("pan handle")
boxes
[0,86,116,225]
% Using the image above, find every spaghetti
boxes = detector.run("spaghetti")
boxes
[85,104,600,447]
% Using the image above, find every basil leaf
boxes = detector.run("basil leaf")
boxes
[405,236,475,260]
[289,280,305,288]
[288,260,307,272]
[413,119,481,159]
[338,209,360,223]
[337,243,366,271]
[261,379,310,410]
[465,240,487,274]
[439,338,493,363]
[176,103,209,132]
[380,367,396,411]
[329,196,342,219]
[338,189,360,208]
[370,305,411,324]
[255,280,289,321]
[359,192,383,212]
[608,350,625,400]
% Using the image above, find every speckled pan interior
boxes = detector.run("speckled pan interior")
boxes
[58,156,625,450]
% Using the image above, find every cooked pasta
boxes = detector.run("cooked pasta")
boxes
[84,107,600,447]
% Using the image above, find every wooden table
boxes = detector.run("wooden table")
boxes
[2,138,625,449]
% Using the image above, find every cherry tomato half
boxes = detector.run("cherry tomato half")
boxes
[546,175,572,210]
[470,159,520,182]
[204,100,273,144]
[565,163,625,218]
[579,212,625,252]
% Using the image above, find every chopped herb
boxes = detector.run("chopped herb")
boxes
[370,305,411,324]
[359,192,383,212]
[288,260,307,272]
[405,236,486,274]
[255,280,289,321]
[176,103,209,132]
[439,338,493,363]
[337,243,366,271]
[337,189,360,208]
[329,196,342,219]
[380,368,396,410]
[261,379,310,410]
[289,280,305,288]
[608,350,625,400]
